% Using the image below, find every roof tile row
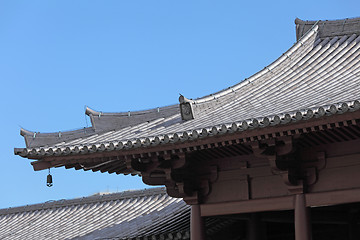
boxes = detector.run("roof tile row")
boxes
[0,188,190,240]
[15,99,360,158]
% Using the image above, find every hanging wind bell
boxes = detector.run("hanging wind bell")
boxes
[47,168,53,187]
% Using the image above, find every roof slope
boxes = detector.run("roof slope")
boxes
[15,17,360,157]
[0,188,190,240]
[0,188,235,240]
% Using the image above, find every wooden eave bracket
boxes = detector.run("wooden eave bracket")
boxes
[131,150,220,202]
[183,191,201,205]
[251,137,327,194]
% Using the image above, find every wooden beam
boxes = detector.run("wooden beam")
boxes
[306,188,360,207]
[31,160,51,171]
[200,188,360,217]
[200,196,295,216]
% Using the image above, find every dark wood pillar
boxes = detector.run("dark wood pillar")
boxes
[294,194,311,240]
[191,204,206,240]
[348,212,359,240]
[247,213,260,240]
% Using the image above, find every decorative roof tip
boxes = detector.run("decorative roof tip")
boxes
[20,128,34,137]
[179,95,194,121]
[85,106,100,116]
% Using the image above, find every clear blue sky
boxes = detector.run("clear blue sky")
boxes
[0,0,359,208]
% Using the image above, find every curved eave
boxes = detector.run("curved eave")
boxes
[15,17,360,160]
[17,23,320,150]
[14,100,360,158]
[20,127,96,149]
[19,104,180,149]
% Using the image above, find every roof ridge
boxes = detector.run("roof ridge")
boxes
[295,16,360,25]
[85,105,178,117]
[85,105,179,133]
[0,187,166,215]
[187,23,319,104]
[296,17,360,40]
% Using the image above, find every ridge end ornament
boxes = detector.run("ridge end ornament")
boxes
[179,95,195,121]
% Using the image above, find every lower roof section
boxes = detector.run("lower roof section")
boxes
[0,188,234,240]
[0,188,189,240]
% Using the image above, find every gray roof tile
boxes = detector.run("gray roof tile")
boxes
[0,188,191,240]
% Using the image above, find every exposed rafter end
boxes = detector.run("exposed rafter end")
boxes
[31,161,51,171]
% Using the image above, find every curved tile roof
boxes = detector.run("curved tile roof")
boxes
[0,188,235,240]
[15,17,360,158]
[0,188,190,240]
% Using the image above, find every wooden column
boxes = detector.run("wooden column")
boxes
[348,212,359,240]
[247,213,260,240]
[191,204,206,240]
[294,194,311,240]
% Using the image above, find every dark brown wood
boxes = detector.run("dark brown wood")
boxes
[191,204,206,240]
[306,188,360,207]
[247,213,261,240]
[31,160,51,171]
[294,194,311,240]
[201,196,295,216]
[201,188,360,217]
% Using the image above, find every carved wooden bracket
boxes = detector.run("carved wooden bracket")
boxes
[251,136,326,194]
[126,152,219,203]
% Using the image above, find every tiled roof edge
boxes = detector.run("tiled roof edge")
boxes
[85,105,179,132]
[20,127,96,148]
[15,100,360,158]
[85,105,178,117]
[100,230,191,240]
[0,187,166,215]
[19,105,180,148]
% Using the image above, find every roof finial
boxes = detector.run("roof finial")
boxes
[179,95,194,121]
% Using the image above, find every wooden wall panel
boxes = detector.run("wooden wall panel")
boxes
[251,175,290,199]
[205,170,249,203]
[310,153,360,193]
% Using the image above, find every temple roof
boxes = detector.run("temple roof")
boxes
[0,188,235,240]
[0,188,191,240]
[15,17,360,158]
